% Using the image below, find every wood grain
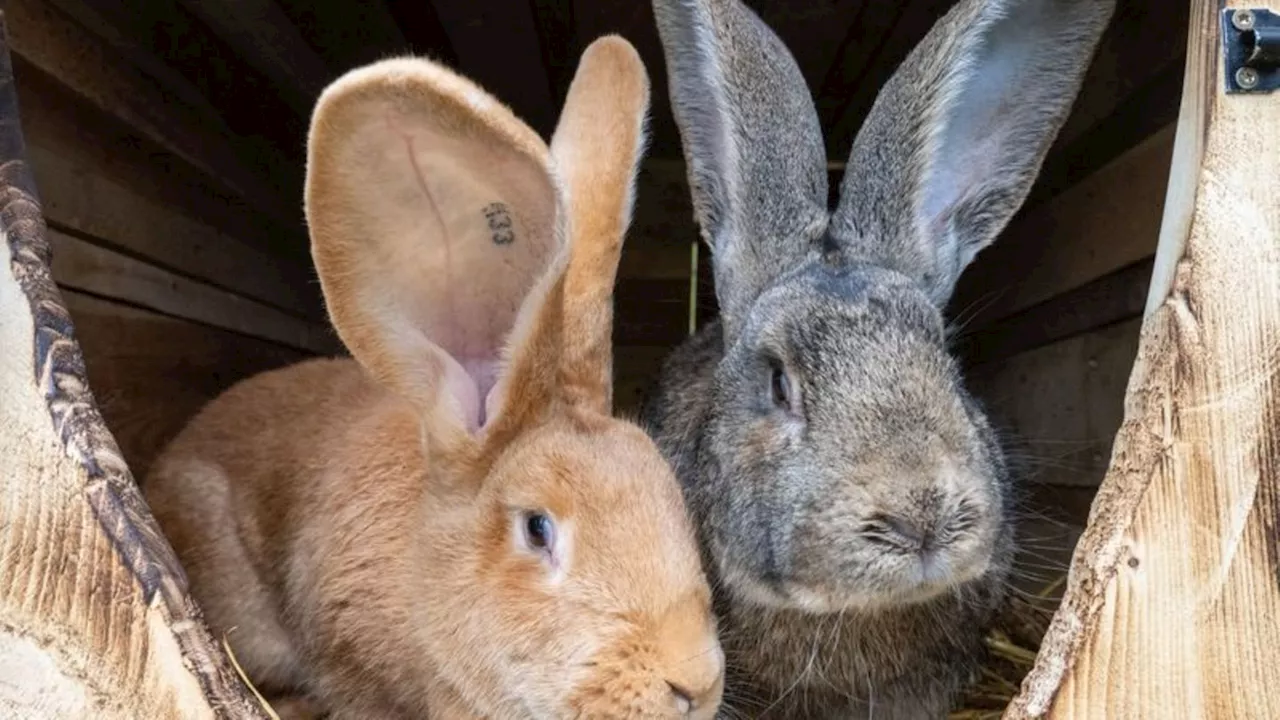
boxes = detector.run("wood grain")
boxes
[1007,0,1280,715]
[0,14,270,712]
[1053,0,1188,149]
[957,258,1152,368]
[28,140,319,320]
[11,54,310,265]
[432,0,558,137]
[968,318,1142,489]
[49,229,338,355]
[6,0,302,232]
[65,290,306,481]
[177,0,333,113]
[951,124,1174,330]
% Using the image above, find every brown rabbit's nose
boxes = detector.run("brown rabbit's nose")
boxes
[666,669,724,715]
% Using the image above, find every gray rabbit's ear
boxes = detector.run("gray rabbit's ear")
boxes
[653,0,829,339]
[830,0,1116,307]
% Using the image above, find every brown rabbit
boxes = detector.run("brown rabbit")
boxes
[144,36,724,719]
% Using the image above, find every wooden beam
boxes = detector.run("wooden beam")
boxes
[380,0,459,66]
[620,161,698,281]
[43,0,220,120]
[12,56,310,264]
[956,258,1152,368]
[967,317,1142,489]
[29,141,321,320]
[0,15,270,713]
[949,124,1175,332]
[50,230,339,355]
[65,290,306,480]
[176,0,333,113]
[273,0,410,71]
[6,0,305,234]
[430,0,558,137]
[1053,0,1188,150]
[1008,0,1280,715]
[823,0,955,159]
[814,1,907,149]
[1026,62,1183,211]
[46,0,310,170]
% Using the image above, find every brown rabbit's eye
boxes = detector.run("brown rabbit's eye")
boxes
[524,512,555,550]
[770,365,792,409]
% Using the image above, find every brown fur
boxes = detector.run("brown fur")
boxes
[145,37,723,719]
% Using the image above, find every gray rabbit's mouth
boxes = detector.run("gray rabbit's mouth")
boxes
[710,530,995,615]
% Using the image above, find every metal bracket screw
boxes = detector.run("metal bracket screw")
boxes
[1237,66,1260,89]
[1223,8,1280,94]
[1233,9,1256,32]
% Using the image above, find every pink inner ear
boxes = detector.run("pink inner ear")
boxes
[378,114,557,434]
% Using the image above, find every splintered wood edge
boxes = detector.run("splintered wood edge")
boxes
[0,11,269,717]
[1003,0,1217,716]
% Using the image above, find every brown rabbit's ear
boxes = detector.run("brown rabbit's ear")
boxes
[305,57,564,435]
[830,0,1116,307]
[546,36,650,416]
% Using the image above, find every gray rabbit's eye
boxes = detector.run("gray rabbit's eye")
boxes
[770,363,792,411]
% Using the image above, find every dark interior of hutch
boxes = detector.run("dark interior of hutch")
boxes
[8,0,1183,610]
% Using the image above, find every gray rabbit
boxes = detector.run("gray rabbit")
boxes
[641,0,1115,717]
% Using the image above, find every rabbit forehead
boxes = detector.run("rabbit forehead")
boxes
[734,263,944,356]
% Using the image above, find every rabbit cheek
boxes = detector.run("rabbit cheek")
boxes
[568,621,723,719]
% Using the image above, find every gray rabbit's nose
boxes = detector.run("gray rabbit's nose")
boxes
[865,513,936,555]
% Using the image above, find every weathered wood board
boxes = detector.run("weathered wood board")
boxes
[0,14,269,716]
[1007,0,1280,716]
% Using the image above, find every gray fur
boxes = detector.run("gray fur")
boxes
[652,0,829,339]
[645,0,1115,716]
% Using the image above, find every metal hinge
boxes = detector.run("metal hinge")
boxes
[1223,8,1280,93]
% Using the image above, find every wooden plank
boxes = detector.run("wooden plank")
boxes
[177,0,333,112]
[43,0,220,119]
[64,290,306,480]
[49,230,339,355]
[431,0,558,137]
[750,0,867,94]
[824,0,955,158]
[1025,62,1182,211]
[274,0,410,72]
[1053,0,1188,149]
[949,124,1175,331]
[28,141,320,319]
[13,55,310,265]
[814,2,908,148]
[6,0,303,232]
[381,0,459,65]
[1009,0,1280,715]
[967,317,1141,489]
[620,161,698,281]
[46,0,309,175]
[0,15,269,711]
[956,258,1152,367]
